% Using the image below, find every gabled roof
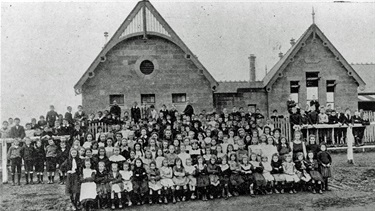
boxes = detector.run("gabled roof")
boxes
[352,63,375,94]
[262,24,366,91]
[74,0,217,94]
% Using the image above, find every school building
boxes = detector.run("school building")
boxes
[74,0,369,116]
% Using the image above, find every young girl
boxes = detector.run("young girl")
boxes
[184,158,197,200]
[120,162,133,206]
[178,144,191,167]
[216,145,225,162]
[306,151,324,194]
[58,139,69,185]
[282,154,300,194]
[34,139,46,184]
[105,138,115,158]
[317,144,332,191]
[270,154,285,193]
[155,149,164,169]
[142,150,153,172]
[240,156,254,196]
[95,161,110,209]
[207,155,221,199]
[108,163,124,209]
[165,145,178,167]
[7,139,22,186]
[134,143,144,159]
[294,152,311,191]
[91,142,99,156]
[82,133,94,149]
[203,147,212,163]
[291,131,307,160]
[160,158,176,204]
[261,156,275,194]
[148,161,163,204]
[228,153,244,196]
[61,148,81,211]
[219,155,231,199]
[173,158,188,202]
[45,138,58,184]
[190,141,201,165]
[249,153,266,195]
[277,137,291,158]
[132,158,149,205]
[236,139,248,161]
[306,135,320,159]
[196,156,210,201]
[79,159,97,210]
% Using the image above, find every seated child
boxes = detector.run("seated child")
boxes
[261,156,275,194]
[207,155,221,199]
[108,163,124,209]
[160,158,176,204]
[173,158,188,202]
[249,153,267,195]
[132,158,149,205]
[306,151,324,194]
[282,154,300,194]
[120,162,133,206]
[148,161,163,204]
[79,159,97,210]
[95,161,110,209]
[196,156,210,201]
[270,154,286,193]
[184,158,197,200]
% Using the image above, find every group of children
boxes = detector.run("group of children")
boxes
[7,125,333,211]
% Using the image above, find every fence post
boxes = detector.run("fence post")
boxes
[2,140,8,183]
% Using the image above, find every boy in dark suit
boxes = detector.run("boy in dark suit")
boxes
[131,102,142,123]
[10,118,25,139]
[46,105,58,127]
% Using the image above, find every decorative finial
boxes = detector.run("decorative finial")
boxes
[312,7,315,24]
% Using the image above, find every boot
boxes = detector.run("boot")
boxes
[36,175,40,184]
[172,190,177,204]
[250,184,255,196]
[17,173,21,185]
[51,175,55,184]
[30,173,34,184]
[59,175,64,185]
[11,174,15,186]
[318,183,323,194]
[111,199,115,210]
[40,174,44,184]
[25,173,29,185]
[118,199,123,209]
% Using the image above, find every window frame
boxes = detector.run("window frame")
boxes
[172,93,187,104]
[109,94,125,105]
[141,94,156,104]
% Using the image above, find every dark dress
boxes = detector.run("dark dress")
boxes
[61,157,82,195]
[317,151,332,178]
[219,164,231,185]
[306,159,324,182]
[95,170,110,196]
[34,146,45,172]
[196,164,210,187]
[132,166,149,194]
[228,161,244,186]
[306,144,320,159]
[292,141,304,161]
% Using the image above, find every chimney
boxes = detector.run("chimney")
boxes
[278,52,283,59]
[290,38,296,46]
[249,54,256,82]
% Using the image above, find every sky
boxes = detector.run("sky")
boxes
[1,0,375,123]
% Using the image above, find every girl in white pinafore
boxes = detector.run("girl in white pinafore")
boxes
[80,159,97,209]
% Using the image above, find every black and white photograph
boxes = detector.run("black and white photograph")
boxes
[1,0,375,210]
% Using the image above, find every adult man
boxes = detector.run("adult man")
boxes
[10,118,25,139]
[183,101,194,118]
[110,100,121,118]
[131,102,141,123]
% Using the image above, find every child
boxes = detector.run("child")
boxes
[317,144,332,191]
[249,153,266,195]
[155,149,164,169]
[190,140,201,165]
[294,152,311,191]
[142,150,153,172]
[219,155,231,199]
[203,147,212,163]
[165,145,178,167]
[45,137,58,184]
[148,161,163,204]
[132,158,149,205]
[207,155,221,199]
[7,139,23,186]
[61,148,81,210]
[173,157,188,202]
[261,156,275,194]
[58,139,69,185]
[79,159,97,210]
[105,138,115,158]
[236,139,248,161]
[270,154,285,193]
[216,145,225,162]
[109,146,126,169]
[34,139,46,184]
[108,163,124,209]
[240,156,254,196]
[196,156,210,201]
[277,137,291,158]
[119,162,133,206]
[228,153,244,196]
[306,151,324,194]
[82,133,94,149]
[184,158,197,200]
[306,135,320,159]
[178,144,191,167]
[93,147,110,172]
[95,161,110,209]
[160,158,176,204]
[282,154,300,194]
[23,137,35,185]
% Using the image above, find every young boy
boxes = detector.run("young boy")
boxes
[7,139,23,185]
[23,137,36,184]
[37,115,48,129]
[25,123,36,137]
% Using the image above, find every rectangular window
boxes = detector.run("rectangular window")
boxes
[172,93,186,103]
[326,80,336,109]
[109,94,124,105]
[141,94,155,104]
[290,81,299,103]
[306,72,319,103]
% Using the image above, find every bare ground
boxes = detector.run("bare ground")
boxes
[1,152,375,211]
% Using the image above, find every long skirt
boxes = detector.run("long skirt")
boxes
[149,181,163,191]
[111,182,124,193]
[96,183,110,196]
[262,172,275,182]
[253,173,267,187]
[161,178,175,188]
[272,174,286,182]
[80,182,97,202]
[309,170,324,182]
[284,174,300,183]
[173,176,188,186]
[65,173,80,195]
[187,175,197,187]
[230,173,244,186]
[133,180,149,194]
[296,171,311,182]
[319,166,331,178]
[197,175,210,187]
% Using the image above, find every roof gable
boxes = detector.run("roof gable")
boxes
[74,0,217,94]
[263,24,366,91]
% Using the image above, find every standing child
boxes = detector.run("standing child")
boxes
[261,156,275,194]
[282,154,300,194]
[160,158,176,204]
[108,163,124,209]
[95,161,110,209]
[270,154,285,193]
[294,152,311,191]
[249,153,266,195]
[196,156,210,201]
[306,151,324,194]
[45,138,58,184]
[58,139,70,185]
[240,156,254,196]
[207,155,221,199]
[132,158,149,205]
[220,156,232,199]
[119,162,133,206]
[148,161,163,204]
[184,158,197,200]
[61,148,81,211]
[228,153,244,196]
[34,139,45,184]
[79,159,97,210]
[7,139,23,186]
[173,157,188,202]
[23,137,35,185]
[317,144,332,191]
